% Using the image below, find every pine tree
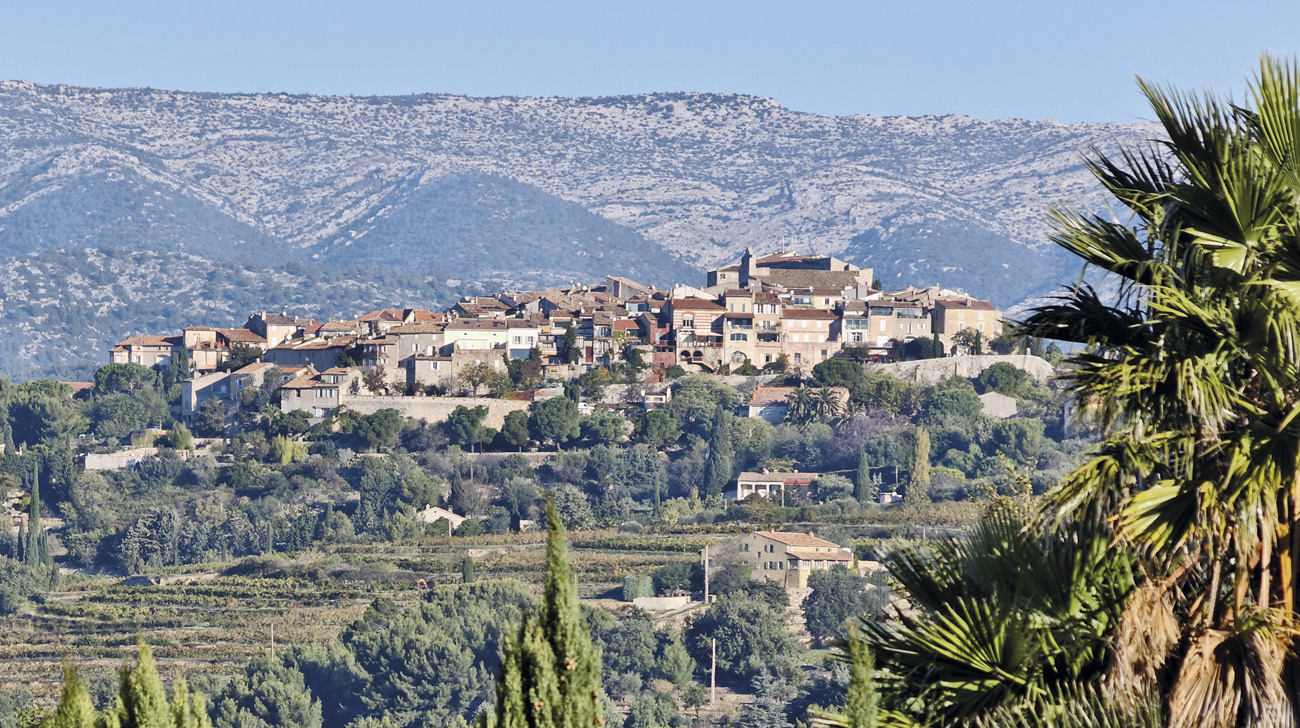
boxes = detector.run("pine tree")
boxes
[905,427,930,506]
[844,626,879,728]
[480,499,603,728]
[703,406,734,500]
[853,450,874,504]
[42,664,97,728]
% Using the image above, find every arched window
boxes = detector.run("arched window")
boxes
[731,351,747,364]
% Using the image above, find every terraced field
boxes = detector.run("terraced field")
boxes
[0,532,710,699]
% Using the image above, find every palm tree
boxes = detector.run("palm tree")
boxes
[785,385,815,425]
[813,386,846,423]
[862,506,1134,727]
[1015,56,1300,727]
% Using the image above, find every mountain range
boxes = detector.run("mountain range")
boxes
[0,81,1157,378]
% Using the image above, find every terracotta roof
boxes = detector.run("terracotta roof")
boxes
[754,531,843,548]
[761,269,863,289]
[231,362,275,375]
[447,319,510,331]
[320,320,359,331]
[60,382,93,392]
[723,289,752,297]
[279,377,319,390]
[781,309,838,320]
[320,367,351,375]
[217,328,267,343]
[724,311,754,319]
[259,313,299,326]
[389,323,446,334]
[302,322,323,334]
[115,335,178,348]
[613,320,639,332]
[714,265,740,272]
[936,297,998,311]
[748,386,796,406]
[670,298,725,311]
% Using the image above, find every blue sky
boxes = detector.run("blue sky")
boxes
[3,0,1298,122]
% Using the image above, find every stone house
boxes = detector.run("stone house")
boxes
[932,297,1003,353]
[703,531,853,589]
[110,335,180,367]
[778,308,841,371]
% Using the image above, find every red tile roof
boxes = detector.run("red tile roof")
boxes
[753,530,843,547]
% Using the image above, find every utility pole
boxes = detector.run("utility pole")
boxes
[703,545,710,603]
[710,638,717,706]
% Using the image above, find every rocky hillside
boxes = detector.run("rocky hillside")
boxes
[0,81,1156,377]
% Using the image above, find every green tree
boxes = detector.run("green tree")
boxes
[42,664,97,728]
[581,409,627,447]
[1009,56,1300,727]
[702,405,734,500]
[348,409,403,451]
[739,671,796,728]
[445,405,491,452]
[685,592,798,681]
[854,449,875,504]
[93,363,160,396]
[169,422,193,451]
[212,656,323,728]
[844,625,878,728]
[192,398,227,438]
[562,322,581,364]
[528,396,580,449]
[218,344,263,372]
[461,555,475,583]
[498,410,531,451]
[977,362,1030,396]
[633,409,680,448]
[804,566,882,646]
[861,508,1132,726]
[479,500,604,728]
[905,427,930,506]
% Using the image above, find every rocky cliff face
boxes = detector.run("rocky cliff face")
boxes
[0,82,1154,376]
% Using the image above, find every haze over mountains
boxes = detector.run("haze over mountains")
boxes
[0,80,1155,378]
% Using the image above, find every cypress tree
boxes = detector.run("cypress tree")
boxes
[480,499,603,728]
[2,425,14,463]
[845,626,879,728]
[906,427,931,506]
[27,462,43,568]
[108,641,174,728]
[461,555,476,584]
[42,664,97,728]
[703,406,734,500]
[169,678,213,728]
[854,450,873,504]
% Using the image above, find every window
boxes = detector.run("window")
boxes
[742,543,750,552]
[850,332,864,343]
[794,353,802,363]
[730,333,747,341]
[683,316,694,328]
[731,351,747,363]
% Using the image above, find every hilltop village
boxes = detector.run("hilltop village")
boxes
[108,249,1005,429]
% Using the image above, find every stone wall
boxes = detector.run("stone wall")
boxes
[339,395,530,429]
[868,354,1056,384]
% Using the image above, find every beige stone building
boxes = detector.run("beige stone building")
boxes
[110,335,180,367]
[778,308,840,371]
[666,297,726,371]
[704,531,854,589]
[933,297,1003,353]
[719,290,782,370]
